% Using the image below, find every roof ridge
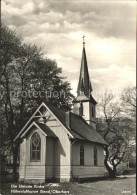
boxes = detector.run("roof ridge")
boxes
[45,102,69,113]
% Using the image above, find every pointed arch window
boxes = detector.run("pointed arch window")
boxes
[30,132,41,161]
[94,146,97,166]
[80,144,84,165]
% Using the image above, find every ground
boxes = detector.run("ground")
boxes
[1,176,136,195]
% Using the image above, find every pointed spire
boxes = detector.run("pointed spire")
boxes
[90,81,92,92]
[77,36,92,97]
[81,78,85,92]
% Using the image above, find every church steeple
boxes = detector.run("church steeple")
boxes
[73,36,97,129]
[77,36,92,97]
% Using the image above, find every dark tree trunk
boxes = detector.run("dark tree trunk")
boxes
[108,168,116,178]
[104,146,117,178]
[104,159,116,178]
[12,143,19,182]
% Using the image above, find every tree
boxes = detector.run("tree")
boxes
[121,87,136,118]
[0,24,73,180]
[97,91,134,178]
[120,87,136,139]
[0,24,23,180]
[121,87,136,167]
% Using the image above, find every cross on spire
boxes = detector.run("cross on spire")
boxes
[82,35,86,47]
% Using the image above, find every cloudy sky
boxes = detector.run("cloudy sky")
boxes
[2,0,136,97]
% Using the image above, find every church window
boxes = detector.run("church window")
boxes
[79,102,83,116]
[30,132,41,161]
[92,107,94,117]
[80,144,84,165]
[94,146,97,166]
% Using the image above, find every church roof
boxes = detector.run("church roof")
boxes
[73,92,89,102]
[89,94,97,104]
[73,93,97,104]
[14,102,107,145]
[47,104,107,145]
[70,113,107,144]
[75,41,97,105]
[77,46,92,97]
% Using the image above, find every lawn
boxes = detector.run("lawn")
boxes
[1,177,136,195]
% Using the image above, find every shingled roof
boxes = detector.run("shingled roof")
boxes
[15,102,107,145]
[46,103,107,145]
[74,44,97,105]
[77,46,92,97]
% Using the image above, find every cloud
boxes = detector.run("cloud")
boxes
[3,15,27,27]
[1,0,136,96]
[2,0,136,39]
[91,64,135,94]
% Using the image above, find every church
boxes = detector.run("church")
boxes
[14,39,107,183]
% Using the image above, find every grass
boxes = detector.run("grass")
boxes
[1,177,136,195]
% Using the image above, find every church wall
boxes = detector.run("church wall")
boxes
[19,138,26,181]
[82,102,96,129]
[72,166,104,178]
[89,103,96,129]
[19,109,71,183]
[45,111,71,181]
[73,102,81,115]
[72,141,104,178]
[19,105,105,183]
[45,138,55,179]
[82,102,90,123]
[19,128,46,183]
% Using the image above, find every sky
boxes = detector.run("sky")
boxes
[2,0,136,97]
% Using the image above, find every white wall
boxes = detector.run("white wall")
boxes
[83,102,96,129]
[73,101,96,129]
[72,141,105,178]
[19,128,46,182]
[19,105,104,183]
[45,138,54,179]
[45,110,71,181]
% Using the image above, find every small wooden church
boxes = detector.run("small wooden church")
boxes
[15,40,107,183]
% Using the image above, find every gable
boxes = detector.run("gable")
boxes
[20,121,57,139]
[14,102,73,141]
[14,102,107,146]
[42,103,107,145]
